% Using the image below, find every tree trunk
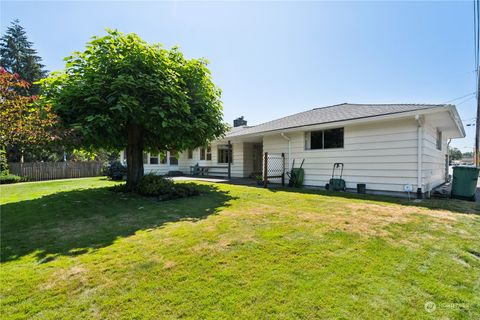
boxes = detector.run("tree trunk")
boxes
[126,123,144,190]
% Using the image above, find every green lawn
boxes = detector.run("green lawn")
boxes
[1,177,479,319]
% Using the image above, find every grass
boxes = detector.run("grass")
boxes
[1,177,479,319]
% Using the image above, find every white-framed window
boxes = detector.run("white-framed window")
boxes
[217,145,232,164]
[200,146,212,160]
[169,150,178,165]
[188,149,193,159]
[160,153,167,164]
[150,154,159,165]
[436,129,442,150]
[305,128,344,150]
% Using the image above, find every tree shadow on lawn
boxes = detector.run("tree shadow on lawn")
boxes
[1,184,235,263]
[239,183,480,215]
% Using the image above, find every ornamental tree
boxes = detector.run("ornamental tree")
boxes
[40,30,226,188]
[0,67,57,162]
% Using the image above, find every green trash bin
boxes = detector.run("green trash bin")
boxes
[451,166,480,201]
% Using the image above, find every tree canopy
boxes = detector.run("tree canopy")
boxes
[449,147,463,161]
[40,30,227,187]
[0,68,58,161]
[0,19,47,95]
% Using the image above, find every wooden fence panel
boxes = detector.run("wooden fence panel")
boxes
[8,161,104,181]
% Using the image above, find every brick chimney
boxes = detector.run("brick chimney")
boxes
[233,116,247,127]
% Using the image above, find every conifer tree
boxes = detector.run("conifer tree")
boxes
[0,19,47,94]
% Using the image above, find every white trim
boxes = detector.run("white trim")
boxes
[416,115,424,192]
[281,133,291,170]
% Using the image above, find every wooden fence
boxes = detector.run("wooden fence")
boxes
[8,161,105,181]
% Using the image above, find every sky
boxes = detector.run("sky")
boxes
[1,0,477,152]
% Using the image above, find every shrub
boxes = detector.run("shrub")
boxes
[0,174,21,184]
[162,183,200,201]
[0,149,8,175]
[104,161,127,180]
[111,174,200,200]
[135,174,175,196]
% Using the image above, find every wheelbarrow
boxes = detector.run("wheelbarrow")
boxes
[287,159,305,187]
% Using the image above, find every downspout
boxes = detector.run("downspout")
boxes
[281,133,291,171]
[415,115,423,199]
[446,139,451,183]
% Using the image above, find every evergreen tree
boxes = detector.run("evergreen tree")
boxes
[0,19,47,94]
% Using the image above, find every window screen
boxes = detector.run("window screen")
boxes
[150,154,159,164]
[169,150,178,165]
[305,128,344,150]
[324,128,344,149]
[310,131,323,150]
[218,145,232,164]
[436,130,442,150]
[206,147,212,161]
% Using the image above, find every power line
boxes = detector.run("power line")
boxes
[455,95,476,106]
[443,92,476,104]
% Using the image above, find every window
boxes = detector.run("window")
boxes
[207,147,212,160]
[169,150,178,165]
[143,152,148,164]
[150,154,159,165]
[305,128,344,150]
[324,128,344,149]
[436,130,442,150]
[218,145,232,164]
[310,131,323,149]
[200,146,212,160]
[160,153,167,164]
[188,149,193,159]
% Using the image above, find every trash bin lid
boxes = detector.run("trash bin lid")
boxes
[453,166,479,171]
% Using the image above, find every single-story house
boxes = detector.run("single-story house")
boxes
[120,103,465,197]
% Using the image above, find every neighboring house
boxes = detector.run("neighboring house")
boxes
[120,103,465,197]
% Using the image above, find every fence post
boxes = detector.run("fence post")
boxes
[263,152,268,188]
[281,153,285,187]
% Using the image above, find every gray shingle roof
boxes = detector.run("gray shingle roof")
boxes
[226,103,450,138]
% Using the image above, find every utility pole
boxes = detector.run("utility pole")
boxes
[477,67,480,167]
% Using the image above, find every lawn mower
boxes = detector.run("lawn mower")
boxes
[326,163,346,191]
